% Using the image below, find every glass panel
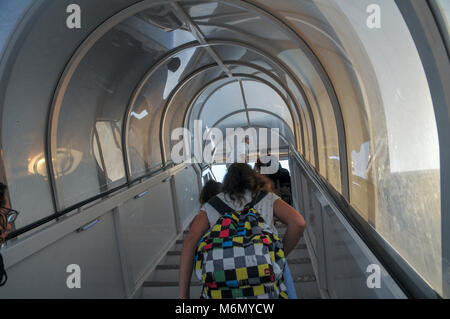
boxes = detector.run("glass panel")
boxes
[208,123,289,165]
[191,12,328,169]
[215,112,249,132]
[277,48,341,191]
[435,0,450,29]
[214,43,311,157]
[286,0,442,294]
[185,51,309,159]
[2,83,54,230]
[124,6,196,52]
[187,1,244,22]
[187,77,236,131]
[434,0,450,51]
[54,24,160,207]
[51,7,197,208]
[127,94,160,175]
[201,81,245,128]
[242,80,294,131]
[185,74,297,165]
[0,0,61,229]
[211,164,228,183]
[93,121,126,183]
[248,110,292,139]
[210,112,248,163]
[284,77,310,159]
[214,38,320,165]
[184,2,288,47]
[165,66,225,163]
[212,44,283,79]
[126,47,216,176]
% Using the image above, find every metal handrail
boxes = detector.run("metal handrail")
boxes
[5,165,170,241]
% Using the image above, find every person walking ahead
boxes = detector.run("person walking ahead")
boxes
[179,163,305,299]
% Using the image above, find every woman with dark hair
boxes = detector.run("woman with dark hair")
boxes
[179,163,305,299]
[199,180,223,205]
[188,180,224,231]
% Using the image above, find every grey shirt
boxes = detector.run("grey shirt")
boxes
[200,189,280,236]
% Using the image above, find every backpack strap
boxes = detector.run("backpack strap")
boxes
[208,191,269,215]
[244,191,268,209]
[207,195,235,215]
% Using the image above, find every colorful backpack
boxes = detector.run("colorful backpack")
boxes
[194,192,288,299]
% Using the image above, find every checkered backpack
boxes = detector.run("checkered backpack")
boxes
[194,191,288,299]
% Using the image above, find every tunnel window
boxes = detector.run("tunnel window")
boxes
[199,81,245,129]
[183,0,342,189]
[433,0,450,52]
[46,9,199,209]
[277,49,342,193]
[211,164,227,183]
[191,78,296,147]
[247,111,294,145]
[126,81,163,176]
[305,0,442,294]
[285,77,312,162]
[242,80,295,131]
[126,47,213,175]
[92,121,125,183]
[184,75,297,168]
[187,77,238,132]
[52,26,154,208]
[164,65,226,165]
[210,44,311,158]
[204,42,313,159]
[436,0,450,27]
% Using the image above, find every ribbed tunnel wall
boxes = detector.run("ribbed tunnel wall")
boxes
[0,0,448,298]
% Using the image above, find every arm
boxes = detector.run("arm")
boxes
[273,198,306,256]
[178,210,209,299]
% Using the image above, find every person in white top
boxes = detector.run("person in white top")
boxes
[179,163,306,299]
[201,189,280,236]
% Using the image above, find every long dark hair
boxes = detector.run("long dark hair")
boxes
[223,163,271,203]
[199,180,223,204]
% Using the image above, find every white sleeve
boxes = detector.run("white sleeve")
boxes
[201,202,222,227]
[267,192,280,204]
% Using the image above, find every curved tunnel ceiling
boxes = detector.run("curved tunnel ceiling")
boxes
[0,0,447,297]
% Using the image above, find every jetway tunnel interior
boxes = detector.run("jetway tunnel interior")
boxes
[0,0,449,299]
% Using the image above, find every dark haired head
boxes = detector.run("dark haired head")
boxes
[199,180,223,204]
[222,163,271,203]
